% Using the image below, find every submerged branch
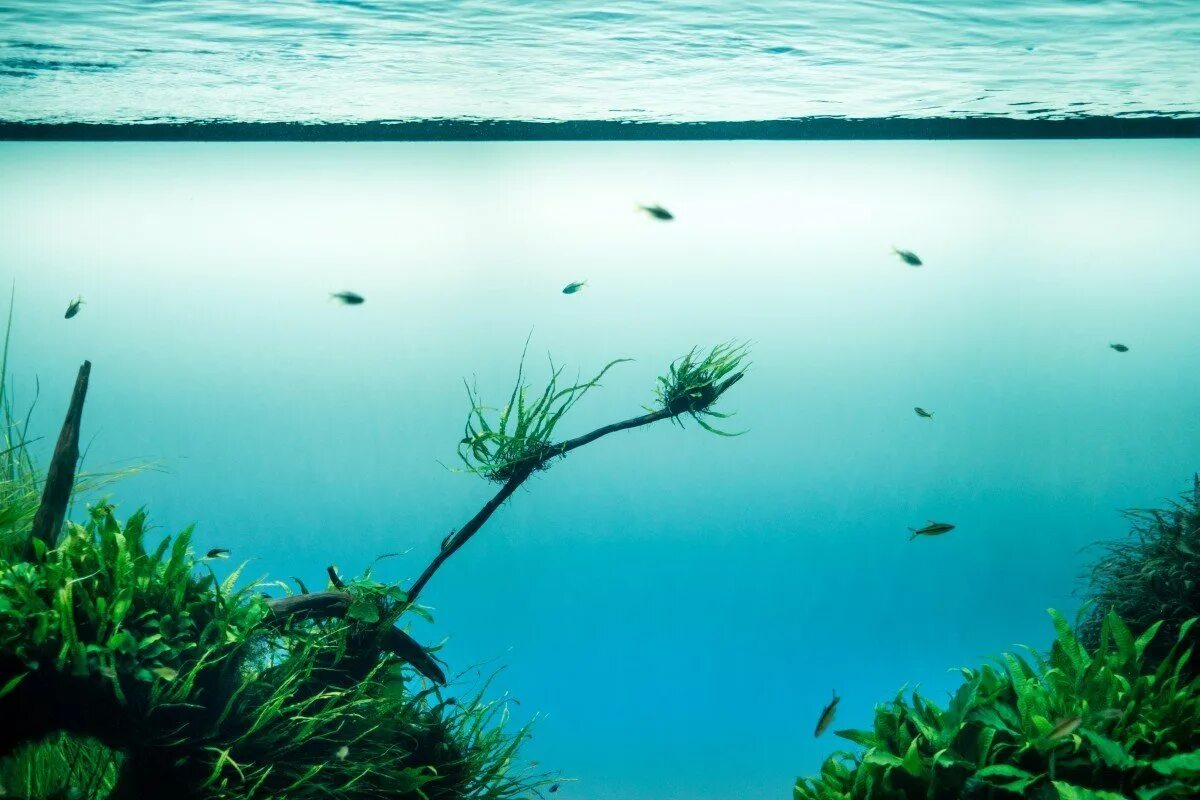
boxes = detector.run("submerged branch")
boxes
[264,591,447,685]
[406,369,744,603]
[26,360,90,560]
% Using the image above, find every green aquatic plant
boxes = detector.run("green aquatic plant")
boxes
[458,342,630,482]
[0,309,749,798]
[0,733,120,800]
[0,337,550,796]
[0,485,543,799]
[794,609,1200,800]
[1080,475,1200,672]
[410,339,748,601]
[653,340,749,435]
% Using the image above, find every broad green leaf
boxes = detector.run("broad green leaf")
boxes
[975,764,1036,784]
[1049,608,1089,674]
[1106,612,1135,664]
[1053,781,1128,800]
[1081,729,1134,769]
[900,738,923,777]
[347,599,381,624]
[862,750,903,768]
[1135,781,1196,800]
[1134,621,1165,660]
[1151,751,1200,778]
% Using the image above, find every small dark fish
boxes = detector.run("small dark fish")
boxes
[1049,715,1082,740]
[909,521,955,541]
[64,296,84,319]
[914,407,934,418]
[549,784,560,794]
[639,204,674,221]
[814,689,840,737]
[1110,343,1129,353]
[562,281,587,295]
[892,247,922,266]
[331,291,365,305]
[206,548,230,559]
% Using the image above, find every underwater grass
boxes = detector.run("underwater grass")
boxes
[457,339,630,483]
[0,734,121,800]
[652,340,750,435]
[1080,475,1200,671]
[796,609,1200,800]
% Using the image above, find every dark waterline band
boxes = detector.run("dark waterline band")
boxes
[1,116,1198,141]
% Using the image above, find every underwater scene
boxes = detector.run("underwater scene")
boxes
[2,3,1200,800]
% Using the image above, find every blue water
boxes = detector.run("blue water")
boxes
[2,0,1199,124]
[2,139,1199,798]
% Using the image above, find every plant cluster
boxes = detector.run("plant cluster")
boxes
[0,493,545,800]
[1079,476,1200,671]
[795,610,1200,800]
[653,341,749,435]
[457,346,629,483]
[1,288,749,799]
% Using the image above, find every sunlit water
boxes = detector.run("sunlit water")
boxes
[2,139,1199,799]
[2,0,1199,123]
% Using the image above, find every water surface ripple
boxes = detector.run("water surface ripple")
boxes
[1,1,1197,124]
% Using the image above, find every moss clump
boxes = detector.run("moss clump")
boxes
[1079,476,1200,671]
[795,610,1200,800]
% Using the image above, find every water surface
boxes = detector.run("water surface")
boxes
[2,0,1198,123]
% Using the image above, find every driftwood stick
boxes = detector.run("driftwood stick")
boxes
[405,371,744,603]
[265,591,350,620]
[26,361,91,560]
[265,591,446,685]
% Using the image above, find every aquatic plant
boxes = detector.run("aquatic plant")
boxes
[652,341,749,435]
[457,342,630,483]
[794,609,1200,800]
[0,304,748,798]
[1079,475,1200,671]
[410,339,747,601]
[0,488,541,799]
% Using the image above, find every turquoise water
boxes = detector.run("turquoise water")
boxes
[2,139,1198,798]
[2,0,1199,123]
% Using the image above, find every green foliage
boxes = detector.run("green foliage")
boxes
[1080,476,1200,671]
[0,734,120,800]
[1,499,265,692]
[795,610,1200,800]
[652,341,749,435]
[458,340,629,482]
[0,494,549,799]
